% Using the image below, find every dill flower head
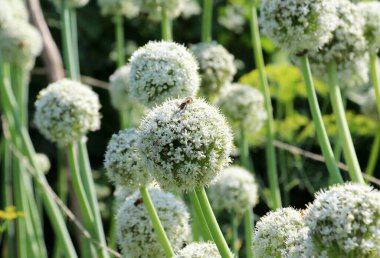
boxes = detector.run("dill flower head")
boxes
[35,153,51,174]
[252,207,308,258]
[134,0,184,20]
[190,42,236,97]
[259,0,338,54]
[116,188,191,258]
[309,0,366,66]
[208,166,259,215]
[304,183,380,257]
[362,89,379,121]
[174,242,221,258]
[0,21,43,70]
[97,0,139,18]
[358,2,380,53]
[216,84,267,133]
[34,79,101,145]
[138,98,233,191]
[128,41,200,107]
[104,128,151,188]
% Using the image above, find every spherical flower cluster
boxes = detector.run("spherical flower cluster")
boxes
[0,2,12,28]
[190,42,236,97]
[134,0,184,20]
[216,84,267,133]
[259,0,338,54]
[97,0,139,18]
[311,55,369,90]
[104,128,151,188]
[174,242,221,258]
[208,166,258,215]
[304,183,380,257]
[50,0,89,8]
[128,41,200,107]
[138,98,233,191]
[358,2,380,53]
[309,0,366,66]
[252,207,308,258]
[109,64,145,112]
[35,153,51,174]
[361,89,379,121]
[34,79,101,145]
[116,188,191,258]
[0,0,29,24]
[0,21,43,69]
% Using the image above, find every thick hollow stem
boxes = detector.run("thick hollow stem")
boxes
[327,61,364,184]
[231,212,239,257]
[188,190,213,242]
[115,14,125,67]
[370,53,380,116]
[201,0,213,42]
[161,9,172,41]
[139,186,174,257]
[248,2,282,209]
[244,209,254,258]
[298,56,344,185]
[195,187,232,258]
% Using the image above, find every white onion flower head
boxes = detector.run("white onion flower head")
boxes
[116,188,191,257]
[0,21,43,70]
[181,0,201,19]
[134,0,184,20]
[174,242,222,258]
[304,183,380,257]
[259,0,338,54]
[109,64,146,112]
[252,207,308,258]
[129,41,200,107]
[216,84,267,133]
[208,166,258,215]
[97,0,139,18]
[0,2,12,28]
[35,153,51,174]
[309,0,366,66]
[49,0,89,8]
[2,0,29,22]
[138,98,233,191]
[311,55,369,90]
[358,2,380,53]
[362,89,379,121]
[34,79,101,145]
[190,42,236,97]
[114,186,137,208]
[104,128,151,188]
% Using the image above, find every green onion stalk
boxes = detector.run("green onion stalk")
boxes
[248,0,282,208]
[239,127,254,258]
[59,1,110,257]
[298,56,344,185]
[0,59,78,258]
[327,61,364,184]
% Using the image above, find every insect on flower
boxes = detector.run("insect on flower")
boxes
[134,197,144,206]
[178,97,193,110]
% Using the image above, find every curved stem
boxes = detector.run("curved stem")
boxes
[67,143,94,225]
[201,0,213,42]
[188,190,213,242]
[327,61,364,184]
[248,2,282,208]
[298,56,344,185]
[195,187,232,258]
[370,53,380,115]
[114,14,125,68]
[365,131,380,178]
[139,186,174,257]
[161,9,172,41]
